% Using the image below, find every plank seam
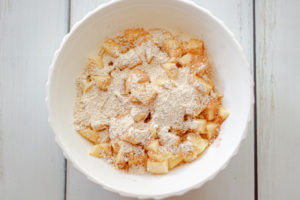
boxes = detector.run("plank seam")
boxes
[68,0,71,33]
[64,1,71,200]
[64,159,68,200]
[252,0,258,199]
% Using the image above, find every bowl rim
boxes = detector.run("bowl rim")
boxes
[46,0,254,199]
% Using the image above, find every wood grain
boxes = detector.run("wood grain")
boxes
[1,0,300,199]
[256,0,300,199]
[0,0,68,199]
[66,0,255,200]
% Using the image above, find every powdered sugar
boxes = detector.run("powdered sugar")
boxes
[179,141,194,153]
[148,28,171,47]
[122,126,151,145]
[157,127,180,151]
[114,49,141,70]
[118,140,144,155]
[151,78,210,131]
[109,115,134,140]
[73,28,218,173]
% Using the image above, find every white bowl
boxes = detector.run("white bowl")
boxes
[46,0,253,199]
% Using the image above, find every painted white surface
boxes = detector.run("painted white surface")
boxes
[0,0,68,200]
[256,0,300,199]
[66,0,254,200]
[3,0,300,199]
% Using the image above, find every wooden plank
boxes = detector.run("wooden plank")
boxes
[256,0,300,199]
[67,0,254,199]
[0,0,68,199]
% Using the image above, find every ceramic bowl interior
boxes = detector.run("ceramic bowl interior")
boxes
[47,0,253,199]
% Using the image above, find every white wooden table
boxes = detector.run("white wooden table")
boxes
[0,0,299,199]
